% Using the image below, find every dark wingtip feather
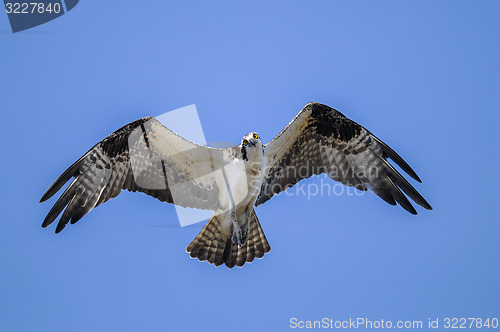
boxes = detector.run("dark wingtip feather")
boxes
[371,133,422,183]
[69,211,86,225]
[40,186,55,203]
[374,189,397,206]
[42,203,65,228]
[379,157,432,211]
[40,148,95,203]
[384,176,418,215]
[406,206,418,215]
[42,215,55,228]
[397,196,418,215]
[41,179,79,229]
[40,187,57,203]
[40,171,74,203]
[55,208,72,234]
[55,222,66,234]
[399,195,417,215]
[418,198,432,210]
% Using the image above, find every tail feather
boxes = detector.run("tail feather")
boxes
[246,236,256,263]
[210,235,226,266]
[186,210,270,268]
[185,219,218,259]
[255,211,271,257]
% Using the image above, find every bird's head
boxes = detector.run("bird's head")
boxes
[241,132,262,161]
[242,132,261,148]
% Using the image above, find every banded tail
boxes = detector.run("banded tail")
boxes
[186,210,271,268]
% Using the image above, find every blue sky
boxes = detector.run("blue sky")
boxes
[1,1,499,331]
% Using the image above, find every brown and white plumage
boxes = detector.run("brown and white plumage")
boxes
[40,102,431,268]
[257,102,432,213]
[186,210,270,268]
[40,117,226,232]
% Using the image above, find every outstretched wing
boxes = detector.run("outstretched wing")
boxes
[256,102,432,213]
[41,117,231,233]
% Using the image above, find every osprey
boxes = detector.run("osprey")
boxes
[40,102,432,268]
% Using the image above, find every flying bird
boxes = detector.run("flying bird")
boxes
[40,102,432,268]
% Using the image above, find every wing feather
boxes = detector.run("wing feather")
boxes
[256,102,431,213]
[41,117,230,233]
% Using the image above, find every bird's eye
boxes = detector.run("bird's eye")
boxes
[243,140,248,146]
[253,134,259,139]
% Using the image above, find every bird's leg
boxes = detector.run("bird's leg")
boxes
[231,210,250,245]
[231,210,242,244]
